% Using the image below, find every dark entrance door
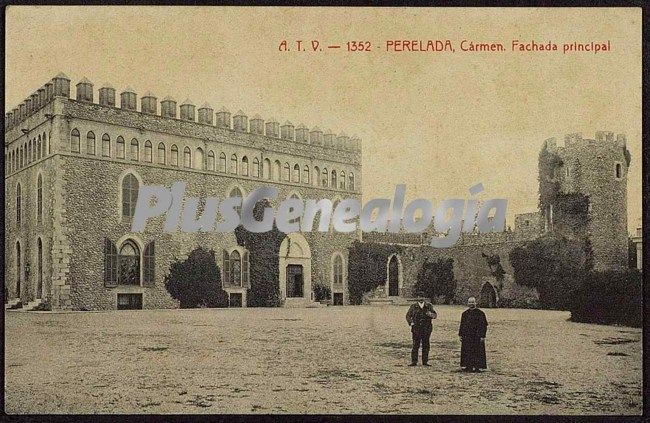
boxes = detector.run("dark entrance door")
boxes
[229,293,243,307]
[333,293,344,305]
[117,293,143,310]
[388,256,399,296]
[286,265,304,298]
[479,283,497,308]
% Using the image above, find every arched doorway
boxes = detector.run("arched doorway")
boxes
[386,254,401,297]
[279,233,312,302]
[479,282,498,308]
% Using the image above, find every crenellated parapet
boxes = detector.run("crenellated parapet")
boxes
[4,73,362,152]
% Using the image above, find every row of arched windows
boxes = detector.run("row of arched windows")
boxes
[7,132,49,175]
[71,129,357,191]
[15,174,44,227]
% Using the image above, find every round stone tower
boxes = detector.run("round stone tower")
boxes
[540,131,630,271]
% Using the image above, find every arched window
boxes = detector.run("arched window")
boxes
[293,164,300,183]
[37,238,43,299]
[37,174,43,223]
[102,134,111,157]
[116,136,125,159]
[241,156,249,176]
[70,129,80,153]
[223,248,250,288]
[16,183,22,226]
[118,240,140,285]
[144,140,152,163]
[28,140,32,163]
[37,135,42,160]
[331,170,337,189]
[303,165,310,184]
[42,132,47,158]
[170,145,179,166]
[252,158,260,178]
[157,143,166,164]
[207,151,215,171]
[274,160,282,181]
[219,153,227,172]
[349,172,355,190]
[333,254,343,286]
[194,147,204,170]
[19,146,23,169]
[314,166,320,186]
[230,154,238,174]
[322,167,328,187]
[130,138,139,161]
[283,162,290,182]
[121,174,139,219]
[86,131,96,155]
[340,171,346,190]
[263,158,271,179]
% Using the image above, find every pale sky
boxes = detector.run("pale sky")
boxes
[5,7,642,232]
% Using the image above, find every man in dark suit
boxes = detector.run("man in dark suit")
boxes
[458,296,488,372]
[405,299,437,366]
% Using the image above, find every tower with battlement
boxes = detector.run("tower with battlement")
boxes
[540,132,630,271]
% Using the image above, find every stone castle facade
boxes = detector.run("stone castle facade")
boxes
[5,73,361,310]
[4,73,630,310]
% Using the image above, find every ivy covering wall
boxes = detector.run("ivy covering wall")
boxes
[347,240,403,304]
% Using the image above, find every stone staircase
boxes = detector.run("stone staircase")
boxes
[5,298,22,310]
[21,299,45,311]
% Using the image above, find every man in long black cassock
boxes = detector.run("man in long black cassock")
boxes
[458,297,488,372]
[406,299,437,366]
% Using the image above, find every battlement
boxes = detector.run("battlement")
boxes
[543,131,627,151]
[5,73,362,152]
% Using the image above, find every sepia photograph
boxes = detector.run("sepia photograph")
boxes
[3,5,644,416]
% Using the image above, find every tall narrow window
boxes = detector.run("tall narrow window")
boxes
[28,140,32,163]
[116,136,125,159]
[37,238,43,299]
[322,168,328,187]
[207,151,215,171]
[16,183,22,226]
[121,174,139,219]
[283,162,290,182]
[263,158,271,179]
[314,166,320,186]
[37,174,43,223]
[252,158,260,178]
[349,172,355,190]
[16,241,21,297]
[194,148,204,170]
[229,187,243,216]
[293,164,300,183]
[230,154,238,174]
[241,156,249,176]
[37,135,42,160]
[231,250,242,286]
[70,129,80,153]
[274,160,281,181]
[340,171,346,190]
[144,140,152,163]
[102,134,111,157]
[130,138,139,161]
[118,240,140,286]
[331,170,337,189]
[143,241,155,287]
[104,238,118,287]
[42,132,47,158]
[86,131,96,155]
[615,163,622,179]
[184,147,192,168]
[303,165,310,184]
[219,153,227,172]
[170,145,179,166]
[333,254,343,285]
[158,143,166,164]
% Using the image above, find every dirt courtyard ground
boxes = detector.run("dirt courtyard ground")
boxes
[4,305,643,414]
